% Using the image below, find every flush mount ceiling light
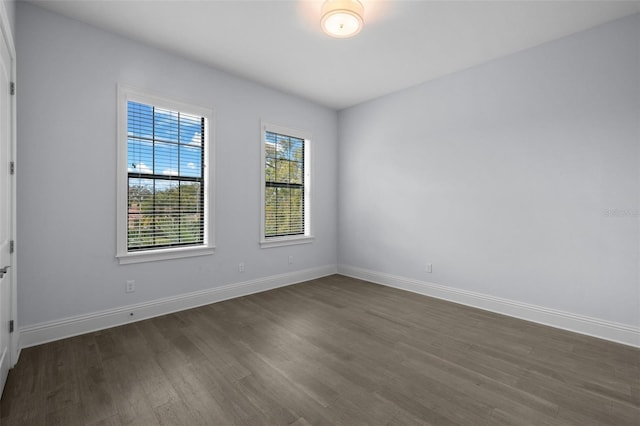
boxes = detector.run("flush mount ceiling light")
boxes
[321,0,364,39]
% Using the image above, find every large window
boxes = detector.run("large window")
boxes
[117,86,214,264]
[260,122,312,248]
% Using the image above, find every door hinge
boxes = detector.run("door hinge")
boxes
[9,240,14,254]
[9,320,13,333]
[9,82,14,96]
[10,161,15,175]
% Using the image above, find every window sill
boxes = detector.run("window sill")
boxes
[259,236,314,249]
[117,245,215,265]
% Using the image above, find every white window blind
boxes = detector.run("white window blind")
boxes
[126,100,206,251]
[264,130,306,238]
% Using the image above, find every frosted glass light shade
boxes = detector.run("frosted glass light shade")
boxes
[321,0,364,38]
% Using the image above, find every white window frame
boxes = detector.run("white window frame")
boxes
[260,121,313,248]
[116,85,215,264]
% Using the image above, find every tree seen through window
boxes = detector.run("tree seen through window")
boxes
[127,101,205,250]
[265,131,304,237]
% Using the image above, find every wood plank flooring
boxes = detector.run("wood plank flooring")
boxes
[1,274,638,425]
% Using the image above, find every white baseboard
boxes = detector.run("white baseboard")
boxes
[19,265,337,350]
[19,264,639,351]
[338,264,640,348]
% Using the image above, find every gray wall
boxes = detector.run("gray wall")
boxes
[2,0,14,40]
[338,14,639,326]
[16,2,640,332]
[16,2,338,326]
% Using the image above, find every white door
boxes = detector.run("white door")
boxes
[0,15,13,396]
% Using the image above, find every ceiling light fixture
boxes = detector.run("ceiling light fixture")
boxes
[320,0,364,39]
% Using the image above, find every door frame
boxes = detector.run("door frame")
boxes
[0,1,18,369]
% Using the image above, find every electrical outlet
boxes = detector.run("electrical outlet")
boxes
[239,262,245,272]
[425,263,432,273]
[288,255,294,264]
[126,280,136,293]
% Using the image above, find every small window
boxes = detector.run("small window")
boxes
[260,122,313,248]
[117,86,214,264]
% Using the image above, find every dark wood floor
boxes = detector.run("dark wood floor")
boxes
[1,275,638,425]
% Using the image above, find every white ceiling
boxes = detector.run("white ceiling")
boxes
[29,0,640,110]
